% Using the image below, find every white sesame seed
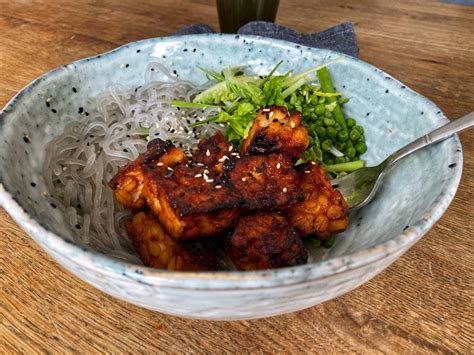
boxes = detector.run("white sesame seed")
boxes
[206,149,211,157]
[203,173,209,180]
[241,177,246,182]
[304,170,311,174]
[194,174,202,178]
[282,187,288,193]
[228,145,233,152]
[218,155,229,162]
[204,169,209,174]
[269,111,274,118]
[262,108,271,112]
[206,178,214,183]
[215,185,222,189]
[276,163,281,169]
[196,163,204,166]
[156,162,164,166]
[311,161,316,165]
[167,167,173,171]
[231,152,239,156]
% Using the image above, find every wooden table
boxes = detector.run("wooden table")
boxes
[1,0,473,352]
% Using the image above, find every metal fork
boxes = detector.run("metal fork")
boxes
[331,112,474,210]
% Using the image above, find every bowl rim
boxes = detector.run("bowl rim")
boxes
[0,33,464,289]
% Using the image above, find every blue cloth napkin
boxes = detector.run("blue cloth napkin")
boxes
[174,22,359,57]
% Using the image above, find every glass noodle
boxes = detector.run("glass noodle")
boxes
[42,63,220,262]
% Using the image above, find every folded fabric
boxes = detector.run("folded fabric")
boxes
[174,21,359,57]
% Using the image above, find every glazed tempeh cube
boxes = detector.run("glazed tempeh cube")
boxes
[287,162,349,239]
[223,212,308,270]
[241,106,309,159]
[125,212,220,271]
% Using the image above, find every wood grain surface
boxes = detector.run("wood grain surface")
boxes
[1,0,473,353]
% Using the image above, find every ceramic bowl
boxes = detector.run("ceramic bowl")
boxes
[0,34,462,320]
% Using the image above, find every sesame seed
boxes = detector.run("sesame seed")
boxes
[262,108,270,112]
[304,170,311,174]
[215,185,222,189]
[311,161,316,165]
[194,174,202,178]
[206,149,210,157]
[269,111,274,118]
[276,163,281,169]
[203,173,209,180]
[218,155,229,162]
[228,145,233,152]
[157,162,164,166]
[231,152,239,156]
[282,187,288,193]
[204,169,209,174]
[167,167,173,171]
[241,177,246,182]
[196,163,204,166]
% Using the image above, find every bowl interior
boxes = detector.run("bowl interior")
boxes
[0,34,461,267]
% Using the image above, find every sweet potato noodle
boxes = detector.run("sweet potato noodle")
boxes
[42,63,221,261]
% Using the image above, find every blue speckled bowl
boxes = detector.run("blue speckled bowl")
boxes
[0,34,463,320]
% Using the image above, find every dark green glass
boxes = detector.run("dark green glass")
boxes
[216,0,280,33]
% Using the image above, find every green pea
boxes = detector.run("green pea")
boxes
[321,140,332,152]
[345,147,356,159]
[354,125,364,134]
[324,110,333,118]
[334,141,346,152]
[315,126,326,138]
[310,238,321,248]
[323,152,334,161]
[302,107,313,117]
[327,127,338,139]
[338,130,349,142]
[325,159,335,165]
[324,118,335,127]
[349,129,361,141]
[355,141,367,154]
[314,119,324,127]
[335,156,346,164]
[322,236,336,248]
[315,104,325,116]
[346,118,356,128]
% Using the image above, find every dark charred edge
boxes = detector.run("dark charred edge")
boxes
[174,195,242,216]
[247,132,279,156]
[143,139,174,164]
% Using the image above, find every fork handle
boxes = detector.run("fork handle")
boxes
[390,112,474,164]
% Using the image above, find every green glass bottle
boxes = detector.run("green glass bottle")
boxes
[216,0,280,33]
